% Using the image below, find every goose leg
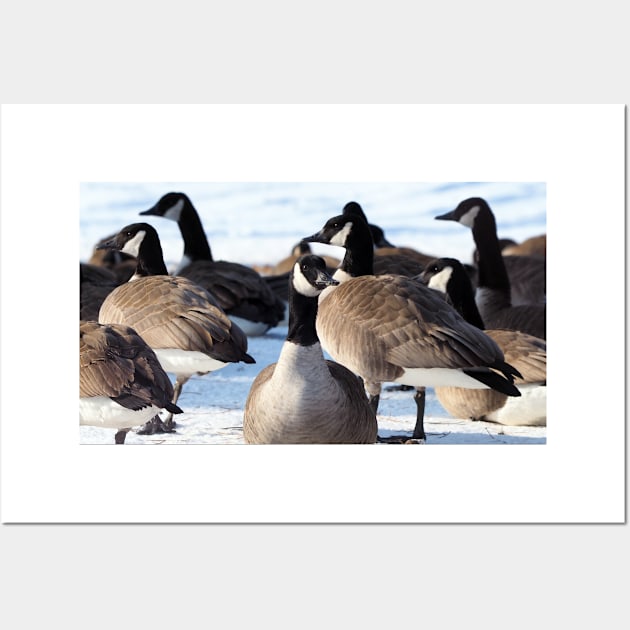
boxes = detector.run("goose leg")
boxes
[411,387,426,441]
[162,376,189,431]
[114,428,130,444]
[377,385,427,444]
[136,376,189,435]
[136,415,175,435]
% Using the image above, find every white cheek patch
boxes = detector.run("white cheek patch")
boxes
[426,266,453,296]
[292,263,321,297]
[460,205,480,228]
[164,198,185,221]
[120,230,146,257]
[329,221,353,247]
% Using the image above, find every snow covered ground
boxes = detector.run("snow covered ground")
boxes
[79,181,546,445]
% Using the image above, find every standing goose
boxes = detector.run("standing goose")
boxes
[97,222,255,433]
[243,255,378,444]
[419,257,547,426]
[436,198,546,339]
[302,213,522,442]
[80,320,184,444]
[139,192,286,336]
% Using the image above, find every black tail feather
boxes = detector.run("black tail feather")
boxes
[166,402,184,414]
[463,368,521,397]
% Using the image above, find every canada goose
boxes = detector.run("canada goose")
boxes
[262,225,425,319]
[342,201,438,269]
[97,222,255,433]
[419,257,546,425]
[244,255,378,444]
[80,320,184,444]
[436,198,546,339]
[456,199,546,307]
[139,192,286,336]
[302,213,522,442]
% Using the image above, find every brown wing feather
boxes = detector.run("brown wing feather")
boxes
[180,260,285,325]
[80,321,176,409]
[486,329,546,384]
[318,275,507,382]
[98,276,249,360]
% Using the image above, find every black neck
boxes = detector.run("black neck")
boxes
[447,270,486,330]
[340,220,374,277]
[472,208,511,296]
[179,201,213,262]
[286,290,320,346]
[133,235,169,277]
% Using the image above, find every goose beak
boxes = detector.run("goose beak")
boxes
[301,231,325,245]
[139,203,158,216]
[96,237,118,250]
[314,269,339,289]
[435,210,456,221]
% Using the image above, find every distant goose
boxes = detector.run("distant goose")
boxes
[436,198,546,339]
[139,192,286,336]
[80,320,184,444]
[302,213,522,442]
[502,234,546,259]
[454,198,546,307]
[244,255,378,444]
[270,241,341,275]
[419,257,546,425]
[97,222,255,433]
[88,233,136,284]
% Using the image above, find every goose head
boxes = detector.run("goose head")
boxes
[140,191,192,222]
[97,222,159,258]
[291,255,339,298]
